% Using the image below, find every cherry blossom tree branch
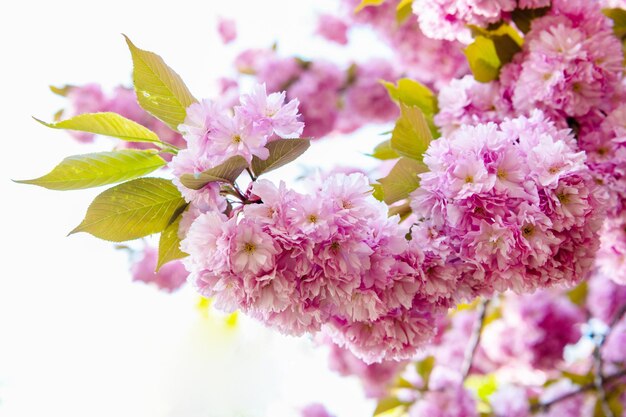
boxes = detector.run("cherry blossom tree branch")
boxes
[461,298,489,379]
[531,369,626,413]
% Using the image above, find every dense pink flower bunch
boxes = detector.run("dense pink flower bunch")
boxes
[411,111,605,301]
[505,0,624,123]
[61,84,184,148]
[182,172,442,363]
[236,50,399,138]
[170,83,303,211]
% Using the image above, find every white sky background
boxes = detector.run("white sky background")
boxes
[0,1,397,416]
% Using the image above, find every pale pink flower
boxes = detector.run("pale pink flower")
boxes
[316,14,349,45]
[217,17,237,44]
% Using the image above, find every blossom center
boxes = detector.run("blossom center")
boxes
[243,242,256,253]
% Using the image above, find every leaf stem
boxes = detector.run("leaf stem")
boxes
[246,168,257,182]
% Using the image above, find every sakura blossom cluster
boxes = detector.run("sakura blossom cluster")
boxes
[182,172,442,363]
[170,83,303,213]
[411,111,605,302]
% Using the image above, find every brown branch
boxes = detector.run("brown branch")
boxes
[461,298,489,379]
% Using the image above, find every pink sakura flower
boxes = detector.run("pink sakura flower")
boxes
[586,270,626,324]
[316,14,349,45]
[490,386,530,417]
[230,220,279,275]
[435,76,510,136]
[323,335,407,398]
[217,17,237,44]
[130,247,188,293]
[210,109,270,162]
[238,83,304,139]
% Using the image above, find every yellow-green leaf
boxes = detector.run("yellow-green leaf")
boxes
[415,356,436,388]
[15,150,166,191]
[377,157,426,204]
[396,0,413,23]
[391,104,433,161]
[382,78,438,116]
[465,36,502,82]
[124,35,197,131]
[70,178,186,242]
[373,397,408,417]
[35,112,161,144]
[251,139,310,177]
[157,212,188,271]
[604,8,626,39]
[180,156,248,190]
[567,281,588,306]
[355,0,386,13]
[465,374,498,403]
[371,139,400,160]
[49,84,73,97]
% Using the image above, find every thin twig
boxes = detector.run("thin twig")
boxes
[461,298,489,379]
[592,303,626,417]
[531,370,626,412]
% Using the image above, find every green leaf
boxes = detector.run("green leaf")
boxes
[388,201,412,221]
[464,36,502,82]
[70,178,186,242]
[382,78,438,116]
[396,0,413,23]
[251,139,311,177]
[179,156,248,190]
[49,84,73,97]
[124,35,197,131]
[377,157,426,204]
[373,397,408,417]
[465,24,523,82]
[391,104,433,161]
[415,356,435,388]
[561,371,594,386]
[157,211,188,271]
[370,139,400,160]
[354,0,385,13]
[372,183,384,201]
[465,374,498,403]
[511,7,550,34]
[15,150,166,191]
[604,8,626,39]
[35,112,162,144]
[567,281,588,306]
